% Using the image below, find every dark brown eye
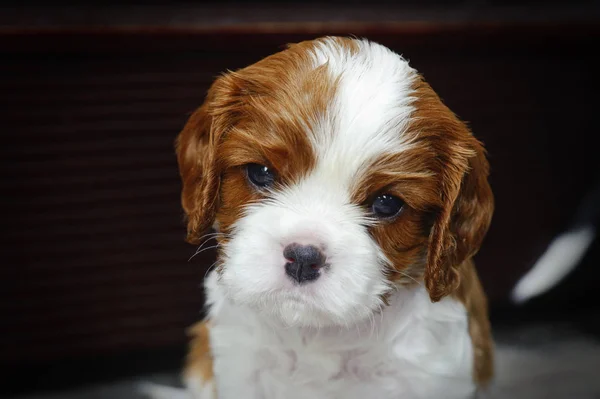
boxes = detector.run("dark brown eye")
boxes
[371,194,404,219]
[246,163,275,188]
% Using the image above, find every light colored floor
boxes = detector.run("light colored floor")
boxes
[12,326,600,399]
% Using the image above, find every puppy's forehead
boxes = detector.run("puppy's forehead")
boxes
[231,38,420,195]
[305,38,418,186]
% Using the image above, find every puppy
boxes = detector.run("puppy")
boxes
[177,36,494,399]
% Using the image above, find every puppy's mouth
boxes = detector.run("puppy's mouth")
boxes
[271,292,335,327]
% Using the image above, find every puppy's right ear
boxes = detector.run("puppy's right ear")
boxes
[176,73,243,244]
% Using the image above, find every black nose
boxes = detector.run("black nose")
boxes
[284,243,325,284]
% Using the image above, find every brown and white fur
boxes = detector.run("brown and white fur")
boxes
[150,36,494,399]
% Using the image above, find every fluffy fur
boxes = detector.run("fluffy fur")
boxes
[166,36,494,399]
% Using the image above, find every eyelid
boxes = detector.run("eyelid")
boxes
[363,185,405,205]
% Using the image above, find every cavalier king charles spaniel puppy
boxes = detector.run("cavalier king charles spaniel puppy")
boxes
[169,36,494,399]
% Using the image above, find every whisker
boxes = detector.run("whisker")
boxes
[189,232,232,262]
[197,231,223,240]
[189,244,221,262]
[194,239,216,255]
[195,231,230,245]
[203,259,221,279]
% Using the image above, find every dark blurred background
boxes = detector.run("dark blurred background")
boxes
[1,1,599,397]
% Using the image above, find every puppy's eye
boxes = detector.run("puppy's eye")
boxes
[371,194,404,219]
[246,163,275,188]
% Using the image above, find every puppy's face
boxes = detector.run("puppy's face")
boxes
[177,37,493,327]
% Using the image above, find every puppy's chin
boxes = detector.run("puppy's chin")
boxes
[272,297,340,328]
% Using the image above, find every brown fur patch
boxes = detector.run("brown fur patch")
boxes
[454,260,495,385]
[184,321,214,385]
[352,150,441,286]
[176,37,358,244]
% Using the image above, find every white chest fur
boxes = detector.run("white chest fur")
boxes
[199,272,475,399]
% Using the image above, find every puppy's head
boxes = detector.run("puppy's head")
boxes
[177,37,493,327]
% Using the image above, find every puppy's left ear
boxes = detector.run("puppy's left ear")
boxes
[424,125,494,302]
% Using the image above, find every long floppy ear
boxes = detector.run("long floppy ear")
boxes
[425,135,494,302]
[176,73,243,244]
